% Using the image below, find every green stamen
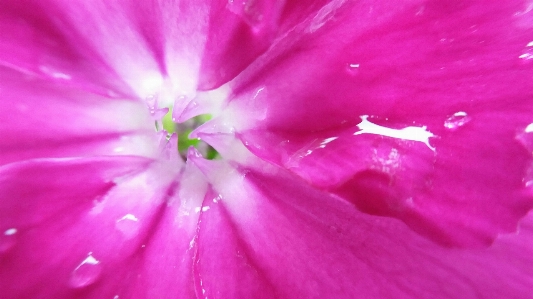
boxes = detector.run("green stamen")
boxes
[162,108,218,160]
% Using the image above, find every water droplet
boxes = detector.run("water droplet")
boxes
[69,253,102,288]
[146,95,170,121]
[345,63,360,76]
[115,214,140,239]
[172,95,192,122]
[194,206,211,213]
[39,65,72,80]
[178,99,201,123]
[444,111,471,131]
[308,0,344,33]
[519,42,533,64]
[284,136,340,169]
[519,51,533,63]
[227,0,269,31]
[517,122,533,153]
[150,107,169,121]
[526,123,533,133]
[0,228,18,253]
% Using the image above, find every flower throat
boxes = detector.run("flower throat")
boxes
[156,106,218,160]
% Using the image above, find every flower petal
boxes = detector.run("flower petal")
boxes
[1,0,347,101]
[195,163,533,298]
[231,0,533,246]
[0,0,134,96]
[0,0,209,99]
[198,0,348,90]
[0,67,157,166]
[0,157,189,298]
[128,159,208,299]
[197,0,283,90]
[194,188,278,299]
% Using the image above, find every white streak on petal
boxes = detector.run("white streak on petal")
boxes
[355,115,435,151]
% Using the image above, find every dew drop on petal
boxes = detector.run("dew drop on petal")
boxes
[150,107,170,121]
[517,113,533,188]
[69,253,102,288]
[38,65,72,80]
[444,111,471,131]
[516,123,533,154]
[308,0,345,33]
[519,41,533,64]
[172,95,191,122]
[115,214,140,239]
[227,0,272,32]
[0,228,18,254]
[177,99,201,123]
[345,63,360,76]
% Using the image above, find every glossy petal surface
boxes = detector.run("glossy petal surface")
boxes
[0,67,157,166]
[0,0,133,96]
[2,0,533,298]
[127,160,208,299]
[0,157,196,299]
[233,0,533,246]
[195,163,533,299]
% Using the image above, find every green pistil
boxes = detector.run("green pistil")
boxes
[204,144,219,160]
[162,108,218,159]
[162,107,177,134]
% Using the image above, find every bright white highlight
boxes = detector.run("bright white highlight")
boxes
[4,228,17,236]
[525,123,533,133]
[355,115,435,150]
[117,214,138,222]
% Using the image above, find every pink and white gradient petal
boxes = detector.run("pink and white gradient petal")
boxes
[194,162,533,299]
[0,157,194,299]
[0,67,157,166]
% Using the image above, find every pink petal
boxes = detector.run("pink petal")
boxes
[232,0,532,130]
[0,67,157,166]
[198,0,348,90]
[0,0,134,97]
[231,0,533,246]
[2,0,327,100]
[194,188,278,299]
[195,163,533,298]
[0,157,195,298]
[197,0,284,90]
[1,0,345,100]
[0,0,208,99]
[128,159,208,299]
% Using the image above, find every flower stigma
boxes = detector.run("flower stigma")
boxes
[149,99,219,161]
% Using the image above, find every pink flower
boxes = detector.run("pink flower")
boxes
[1,0,533,298]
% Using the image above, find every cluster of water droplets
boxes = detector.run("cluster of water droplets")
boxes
[519,41,533,63]
[147,95,170,130]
